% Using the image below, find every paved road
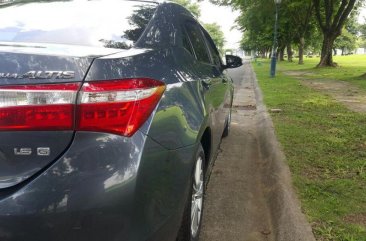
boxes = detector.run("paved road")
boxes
[200,62,274,241]
[226,64,246,86]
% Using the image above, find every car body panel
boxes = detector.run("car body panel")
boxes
[0,131,198,241]
[0,44,123,189]
[0,49,92,85]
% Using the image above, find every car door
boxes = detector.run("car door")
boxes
[184,21,225,151]
[201,28,232,135]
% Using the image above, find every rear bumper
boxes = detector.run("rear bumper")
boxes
[0,131,198,241]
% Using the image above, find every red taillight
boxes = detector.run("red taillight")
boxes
[0,83,80,131]
[0,79,165,136]
[76,78,165,136]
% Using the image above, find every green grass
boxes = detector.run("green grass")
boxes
[253,56,366,241]
[273,55,366,88]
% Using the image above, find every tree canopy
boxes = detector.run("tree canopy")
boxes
[313,0,363,66]
[203,23,225,53]
[211,0,366,67]
[172,0,201,18]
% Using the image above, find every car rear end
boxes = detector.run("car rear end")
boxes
[0,1,194,240]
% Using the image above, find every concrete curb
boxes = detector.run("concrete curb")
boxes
[251,67,316,241]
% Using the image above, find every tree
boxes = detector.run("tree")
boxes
[203,23,225,53]
[360,22,366,39]
[357,38,366,48]
[214,0,319,64]
[334,16,358,55]
[334,29,357,54]
[124,5,156,42]
[285,0,316,64]
[306,26,323,55]
[172,0,201,18]
[236,0,275,58]
[278,8,296,62]
[240,30,273,58]
[313,0,362,67]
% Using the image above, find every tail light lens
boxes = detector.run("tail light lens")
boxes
[0,78,165,136]
[0,83,80,131]
[76,78,165,136]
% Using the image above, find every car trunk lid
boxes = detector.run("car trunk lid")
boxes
[0,43,121,189]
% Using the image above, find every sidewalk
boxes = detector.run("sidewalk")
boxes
[200,62,315,241]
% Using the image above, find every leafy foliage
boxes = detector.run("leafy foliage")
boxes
[359,22,366,48]
[212,0,365,67]
[124,6,156,42]
[172,0,201,18]
[236,0,274,56]
[313,0,363,66]
[334,28,357,54]
[203,23,225,53]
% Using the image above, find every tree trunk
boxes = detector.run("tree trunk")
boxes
[279,46,285,61]
[313,0,357,67]
[261,50,266,58]
[317,34,337,67]
[287,43,293,62]
[298,36,305,65]
[333,48,337,56]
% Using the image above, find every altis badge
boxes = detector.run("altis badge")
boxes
[0,71,75,79]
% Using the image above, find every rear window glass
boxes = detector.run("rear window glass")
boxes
[185,22,211,64]
[182,30,194,56]
[203,30,222,67]
[0,0,157,49]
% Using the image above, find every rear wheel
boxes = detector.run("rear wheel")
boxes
[177,145,205,241]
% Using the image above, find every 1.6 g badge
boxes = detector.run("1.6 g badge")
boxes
[14,147,50,156]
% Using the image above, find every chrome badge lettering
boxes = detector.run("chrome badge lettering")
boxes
[37,147,51,156]
[14,147,50,156]
[0,71,75,79]
[14,148,32,156]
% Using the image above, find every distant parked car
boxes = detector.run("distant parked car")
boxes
[0,0,242,241]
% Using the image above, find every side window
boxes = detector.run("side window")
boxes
[182,30,195,56]
[185,22,211,64]
[203,30,223,67]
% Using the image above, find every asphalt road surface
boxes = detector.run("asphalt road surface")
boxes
[200,61,274,241]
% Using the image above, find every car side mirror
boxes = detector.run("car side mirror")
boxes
[225,55,243,69]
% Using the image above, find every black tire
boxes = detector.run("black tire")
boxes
[222,110,231,138]
[176,144,205,241]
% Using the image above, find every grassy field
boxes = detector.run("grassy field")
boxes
[253,55,366,241]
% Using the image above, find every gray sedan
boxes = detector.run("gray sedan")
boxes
[0,0,242,240]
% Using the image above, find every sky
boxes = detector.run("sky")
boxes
[359,7,366,23]
[197,0,242,50]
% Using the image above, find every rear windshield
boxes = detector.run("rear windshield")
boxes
[0,0,157,49]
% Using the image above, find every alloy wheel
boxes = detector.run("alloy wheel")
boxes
[191,156,203,238]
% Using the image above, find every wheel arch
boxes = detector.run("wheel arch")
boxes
[199,127,211,172]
